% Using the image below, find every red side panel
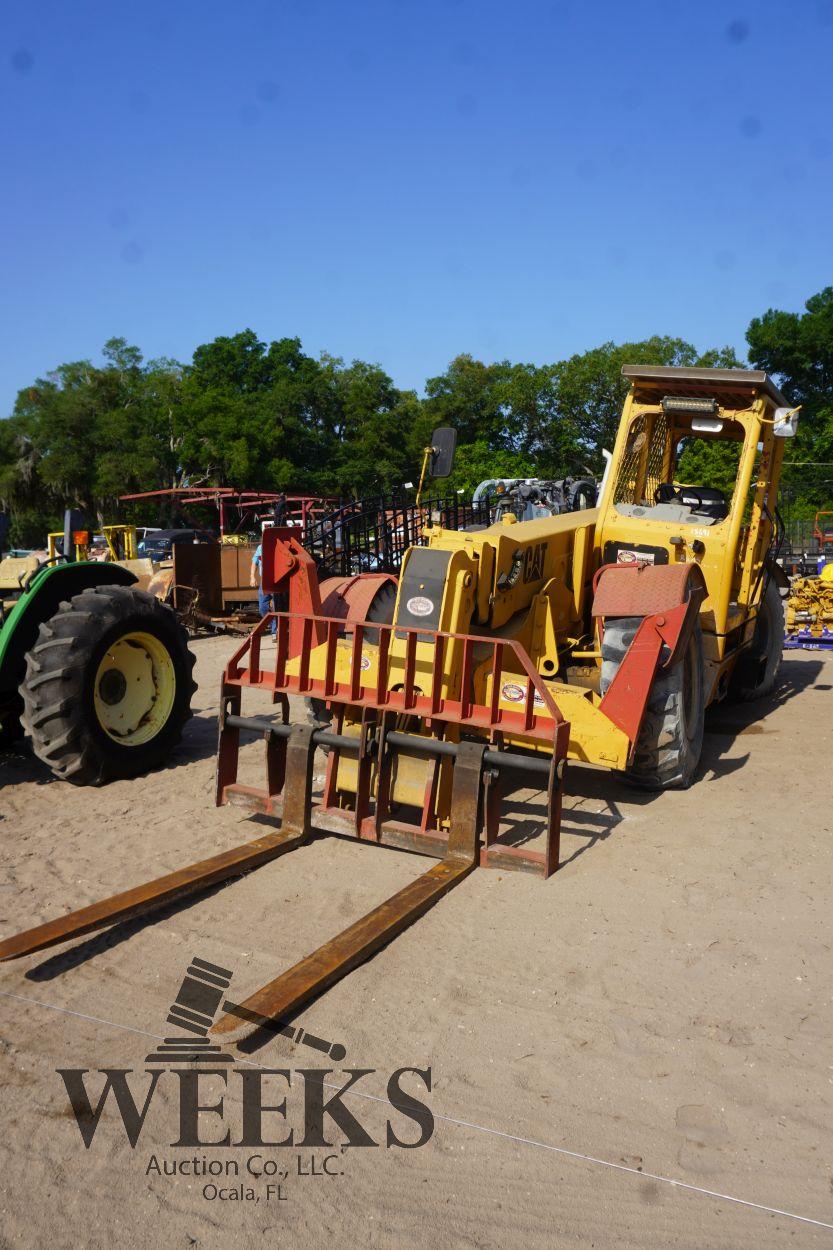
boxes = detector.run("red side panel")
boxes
[260,527,397,658]
[593,562,707,751]
[592,561,706,619]
[597,601,692,745]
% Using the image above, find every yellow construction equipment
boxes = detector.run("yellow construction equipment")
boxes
[101,523,138,561]
[785,566,833,649]
[46,523,138,564]
[47,529,90,561]
[0,366,797,1042]
[784,510,833,649]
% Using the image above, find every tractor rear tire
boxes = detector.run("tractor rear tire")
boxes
[601,615,705,790]
[19,584,196,785]
[729,577,783,702]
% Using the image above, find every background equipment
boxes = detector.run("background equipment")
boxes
[472,475,598,523]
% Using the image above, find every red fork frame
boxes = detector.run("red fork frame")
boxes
[216,611,571,878]
[224,611,567,741]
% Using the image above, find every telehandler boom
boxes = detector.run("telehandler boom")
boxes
[0,367,795,1042]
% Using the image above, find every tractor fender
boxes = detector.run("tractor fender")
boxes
[0,561,137,699]
[319,573,397,622]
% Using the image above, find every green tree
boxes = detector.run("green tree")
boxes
[422,355,511,448]
[553,337,742,472]
[327,357,415,496]
[676,438,741,500]
[420,354,580,490]
[421,355,566,455]
[6,312,819,550]
[438,439,537,495]
[179,332,418,499]
[0,413,63,546]
[747,288,833,517]
[180,332,322,491]
[0,338,189,536]
[95,345,187,509]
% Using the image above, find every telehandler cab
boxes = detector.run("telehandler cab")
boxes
[0,367,795,1041]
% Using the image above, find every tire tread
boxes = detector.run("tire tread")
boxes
[19,584,195,785]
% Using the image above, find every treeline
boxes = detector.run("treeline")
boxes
[1,290,832,547]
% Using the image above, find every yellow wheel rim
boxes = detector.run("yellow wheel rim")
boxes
[93,630,176,746]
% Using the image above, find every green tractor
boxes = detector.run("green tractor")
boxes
[0,518,195,785]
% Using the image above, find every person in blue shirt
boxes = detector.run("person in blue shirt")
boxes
[250,524,277,637]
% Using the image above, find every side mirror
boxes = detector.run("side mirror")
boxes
[428,427,457,479]
[773,406,800,438]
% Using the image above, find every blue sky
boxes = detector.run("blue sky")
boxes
[2,0,832,414]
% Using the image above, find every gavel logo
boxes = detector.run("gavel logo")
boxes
[146,955,348,1063]
[145,955,234,1065]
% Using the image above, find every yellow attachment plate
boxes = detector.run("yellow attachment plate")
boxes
[286,635,455,696]
[483,674,630,769]
[289,640,630,772]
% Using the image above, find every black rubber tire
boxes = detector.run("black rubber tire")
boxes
[19,584,196,785]
[729,577,784,702]
[360,580,397,640]
[569,479,597,511]
[307,581,397,727]
[601,615,705,790]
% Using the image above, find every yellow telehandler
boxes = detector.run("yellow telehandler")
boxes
[0,366,796,1043]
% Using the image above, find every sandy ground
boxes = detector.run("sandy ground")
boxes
[0,634,831,1249]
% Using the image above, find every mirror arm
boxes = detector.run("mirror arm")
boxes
[415,443,434,509]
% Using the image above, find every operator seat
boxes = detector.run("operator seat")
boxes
[655,483,728,521]
[677,486,729,520]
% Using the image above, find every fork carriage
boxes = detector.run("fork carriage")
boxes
[217,610,571,877]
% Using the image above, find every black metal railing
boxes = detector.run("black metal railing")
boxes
[778,518,833,574]
[301,495,493,578]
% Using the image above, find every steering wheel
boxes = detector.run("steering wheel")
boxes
[653,483,677,504]
[653,484,704,511]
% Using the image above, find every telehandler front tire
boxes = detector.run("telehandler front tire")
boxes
[307,579,397,728]
[19,584,196,785]
[601,615,705,790]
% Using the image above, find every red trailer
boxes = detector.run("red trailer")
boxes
[119,487,337,539]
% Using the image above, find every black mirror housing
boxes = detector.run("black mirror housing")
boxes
[429,427,457,479]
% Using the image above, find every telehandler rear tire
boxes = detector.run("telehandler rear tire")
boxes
[729,577,783,702]
[601,616,705,790]
[19,584,196,786]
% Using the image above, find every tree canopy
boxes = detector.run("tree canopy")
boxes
[1,290,830,546]
[747,288,833,516]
